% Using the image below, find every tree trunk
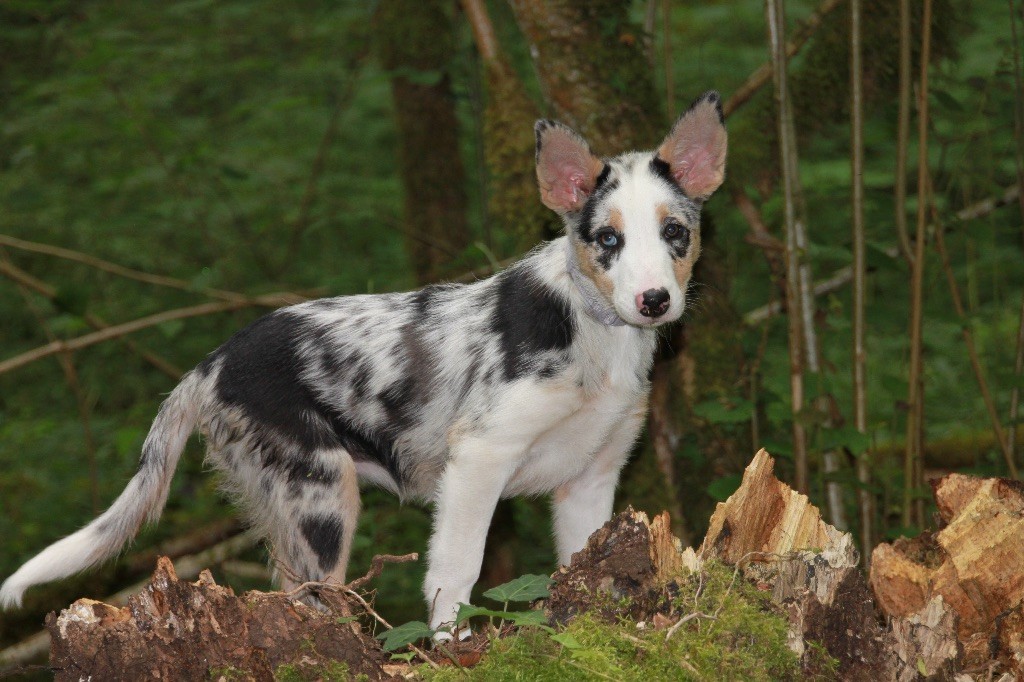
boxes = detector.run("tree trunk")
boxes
[508,0,662,153]
[375,0,470,283]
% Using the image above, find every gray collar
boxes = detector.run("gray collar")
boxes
[565,248,626,327]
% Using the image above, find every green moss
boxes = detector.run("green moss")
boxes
[423,562,829,681]
[208,665,251,681]
[273,659,349,682]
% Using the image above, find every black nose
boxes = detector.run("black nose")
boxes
[640,288,670,318]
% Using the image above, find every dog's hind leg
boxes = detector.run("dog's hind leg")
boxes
[259,447,361,590]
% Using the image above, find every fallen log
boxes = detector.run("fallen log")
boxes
[0,530,259,669]
[46,556,391,681]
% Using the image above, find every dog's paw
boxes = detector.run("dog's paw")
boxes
[431,626,472,644]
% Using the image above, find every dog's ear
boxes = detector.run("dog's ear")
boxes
[535,120,605,214]
[656,91,728,200]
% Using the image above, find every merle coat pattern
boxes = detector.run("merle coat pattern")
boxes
[1,92,728,633]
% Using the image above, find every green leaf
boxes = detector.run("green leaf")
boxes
[819,426,871,454]
[483,574,553,603]
[932,90,963,112]
[375,621,435,652]
[550,632,583,649]
[390,652,416,663]
[692,398,753,425]
[455,603,549,628]
[707,473,743,502]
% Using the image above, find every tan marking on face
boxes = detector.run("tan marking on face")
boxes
[608,207,625,234]
[657,203,702,292]
[656,204,671,224]
[672,230,701,289]
[573,239,614,300]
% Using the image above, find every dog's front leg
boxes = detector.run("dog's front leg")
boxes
[424,437,515,634]
[552,409,645,566]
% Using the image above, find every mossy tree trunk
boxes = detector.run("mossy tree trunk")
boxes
[375,0,470,284]
[460,0,556,249]
[507,0,662,154]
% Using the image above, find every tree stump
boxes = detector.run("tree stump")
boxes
[870,474,1024,671]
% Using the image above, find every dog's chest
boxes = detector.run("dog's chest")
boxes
[501,327,654,497]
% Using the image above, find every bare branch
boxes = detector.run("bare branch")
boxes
[929,181,1018,479]
[0,233,308,307]
[742,185,1020,326]
[850,0,873,557]
[0,257,183,379]
[904,0,933,528]
[0,300,248,376]
[724,0,843,117]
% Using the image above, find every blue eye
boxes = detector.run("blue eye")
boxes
[597,230,619,248]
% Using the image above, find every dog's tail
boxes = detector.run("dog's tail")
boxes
[0,370,206,608]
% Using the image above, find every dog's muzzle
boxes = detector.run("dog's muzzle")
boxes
[637,288,670,318]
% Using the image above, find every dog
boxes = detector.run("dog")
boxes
[0,91,727,633]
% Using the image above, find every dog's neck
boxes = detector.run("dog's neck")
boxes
[564,243,626,327]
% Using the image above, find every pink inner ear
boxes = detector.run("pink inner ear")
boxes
[659,102,727,199]
[673,147,722,199]
[537,126,600,213]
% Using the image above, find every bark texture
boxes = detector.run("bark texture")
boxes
[507,0,661,154]
[46,557,387,681]
[375,0,470,283]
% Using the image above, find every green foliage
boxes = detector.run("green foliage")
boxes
[423,562,824,681]
[481,573,552,605]
[376,620,437,653]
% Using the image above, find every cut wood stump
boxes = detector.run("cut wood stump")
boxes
[46,557,388,681]
[871,473,1024,673]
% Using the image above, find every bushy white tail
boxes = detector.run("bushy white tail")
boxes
[0,372,204,608]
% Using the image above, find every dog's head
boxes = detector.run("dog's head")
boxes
[535,91,727,327]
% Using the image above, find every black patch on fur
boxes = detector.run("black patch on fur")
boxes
[649,156,690,203]
[215,311,329,451]
[300,515,344,573]
[377,376,422,431]
[195,352,217,377]
[214,310,405,487]
[457,343,486,407]
[490,266,575,381]
[575,176,620,243]
[593,163,611,191]
[595,238,623,270]
[668,226,692,259]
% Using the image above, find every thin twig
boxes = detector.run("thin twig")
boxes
[664,610,717,642]
[344,588,439,670]
[724,0,843,117]
[929,183,1018,479]
[345,553,419,592]
[662,0,674,114]
[0,257,182,379]
[904,0,932,528]
[894,0,914,265]
[284,47,371,268]
[3,249,101,512]
[0,300,247,376]
[742,185,1020,325]
[850,0,873,560]
[0,233,308,307]
[1007,0,1024,461]
[766,0,809,493]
